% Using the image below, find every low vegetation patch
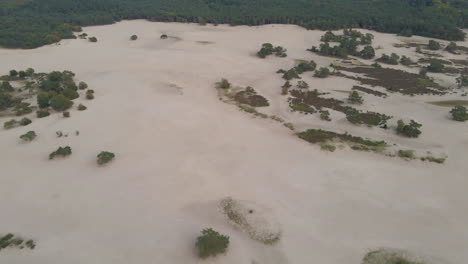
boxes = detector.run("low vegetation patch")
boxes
[234,86,269,107]
[348,90,363,104]
[97,151,115,165]
[363,249,423,264]
[0,233,36,251]
[450,105,468,121]
[396,120,422,138]
[257,43,287,58]
[398,150,414,159]
[49,146,72,160]
[195,228,229,259]
[20,131,37,142]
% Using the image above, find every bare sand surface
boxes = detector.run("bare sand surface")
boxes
[0,20,467,264]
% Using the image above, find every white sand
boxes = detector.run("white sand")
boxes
[0,20,467,264]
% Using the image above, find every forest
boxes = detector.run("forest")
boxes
[0,0,467,49]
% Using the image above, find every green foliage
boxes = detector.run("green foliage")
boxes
[216,78,231,89]
[319,110,331,121]
[88,37,98,42]
[63,111,70,118]
[19,117,32,126]
[282,68,300,80]
[195,228,229,259]
[77,103,87,111]
[445,41,457,53]
[25,68,35,77]
[399,56,414,66]
[419,68,428,77]
[0,92,14,110]
[86,90,95,100]
[314,67,331,78]
[345,108,392,126]
[423,156,446,164]
[78,81,88,90]
[97,151,115,165]
[396,119,422,138]
[281,81,291,95]
[428,40,441,50]
[456,75,468,88]
[160,34,168,39]
[130,35,138,40]
[49,146,72,160]
[50,94,73,111]
[294,61,316,74]
[0,233,36,251]
[4,119,18,129]
[1,81,14,92]
[14,102,33,116]
[257,43,287,58]
[348,91,363,104]
[63,88,79,100]
[359,45,375,59]
[320,142,336,152]
[9,70,18,77]
[377,53,399,65]
[20,131,37,142]
[36,109,50,118]
[450,105,468,121]
[427,60,444,72]
[398,149,414,159]
[298,129,386,147]
[296,80,309,89]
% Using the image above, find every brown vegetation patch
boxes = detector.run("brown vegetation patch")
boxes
[336,66,446,95]
[234,87,269,107]
[352,85,387,97]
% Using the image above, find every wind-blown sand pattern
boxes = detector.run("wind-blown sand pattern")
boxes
[0,20,467,264]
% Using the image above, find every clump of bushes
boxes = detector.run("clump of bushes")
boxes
[348,91,363,104]
[426,60,444,72]
[36,109,50,118]
[160,34,168,39]
[428,40,441,50]
[377,53,399,65]
[19,118,32,126]
[49,146,72,159]
[319,110,331,121]
[13,102,33,116]
[294,60,316,74]
[20,131,37,142]
[445,42,457,53]
[50,94,73,111]
[0,233,36,251]
[282,68,300,80]
[450,105,468,121]
[345,109,391,126]
[281,81,291,95]
[399,56,414,66]
[195,228,229,258]
[78,81,88,90]
[77,104,87,111]
[97,151,115,165]
[314,67,330,78]
[257,43,287,58]
[215,78,231,89]
[396,119,422,138]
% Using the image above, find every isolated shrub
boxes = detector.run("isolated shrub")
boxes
[19,71,26,78]
[427,60,444,72]
[314,67,330,78]
[297,80,309,89]
[282,68,300,80]
[450,105,468,121]
[63,111,70,118]
[63,88,79,100]
[97,151,115,165]
[371,62,382,68]
[50,94,73,111]
[20,131,37,142]
[4,119,18,129]
[257,43,273,58]
[377,53,399,65]
[77,104,87,111]
[49,146,72,159]
[399,56,414,66]
[428,40,441,50]
[9,70,18,77]
[215,79,231,89]
[195,228,229,258]
[130,35,138,40]
[319,110,331,121]
[445,42,457,53]
[88,37,98,42]
[160,34,168,39]
[348,91,363,104]
[19,118,32,126]
[359,45,375,59]
[398,149,414,159]
[396,119,422,138]
[36,109,50,118]
[78,81,88,90]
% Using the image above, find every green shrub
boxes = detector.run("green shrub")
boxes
[86,89,95,100]
[160,34,168,39]
[37,92,52,108]
[77,104,87,111]
[78,81,88,90]
[19,118,32,126]
[445,42,457,53]
[0,81,14,92]
[396,119,422,138]
[63,88,79,100]
[63,111,70,118]
[428,40,441,50]
[294,60,316,73]
[377,53,399,65]
[4,119,18,129]
[97,151,115,165]
[9,70,18,77]
[20,131,37,142]
[215,79,231,89]
[398,149,414,159]
[282,68,300,80]
[423,156,446,164]
[314,67,330,78]
[319,110,331,121]
[14,102,33,116]
[195,228,229,258]
[320,143,336,152]
[89,37,98,42]
[49,146,72,159]
[456,75,468,88]
[427,60,444,72]
[296,80,309,89]
[130,35,138,40]
[450,105,468,121]
[399,56,414,66]
[50,94,73,111]
[36,109,50,118]
[348,91,363,104]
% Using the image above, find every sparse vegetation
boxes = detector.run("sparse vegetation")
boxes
[234,87,269,107]
[296,80,309,89]
[36,109,50,118]
[97,151,115,165]
[320,142,336,152]
[88,37,98,42]
[396,120,422,138]
[426,60,444,73]
[215,79,231,89]
[450,105,468,121]
[19,118,32,126]
[78,81,88,90]
[195,228,229,259]
[20,131,37,142]
[49,146,72,159]
[160,34,168,39]
[4,119,18,129]
[319,110,331,121]
[314,67,330,78]
[398,149,414,159]
[0,234,36,251]
[376,53,399,65]
[348,91,363,104]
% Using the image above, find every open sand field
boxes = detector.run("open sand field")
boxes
[1,20,467,264]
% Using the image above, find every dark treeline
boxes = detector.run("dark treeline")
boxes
[0,0,467,49]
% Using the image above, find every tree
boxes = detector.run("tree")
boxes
[50,94,73,111]
[19,71,26,78]
[9,70,18,77]
[97,151,115,165]
[195,228,229,258]
[25,68,35,77]
[445,42,457,53]
[216,79,231,89]
[314,67,330,78]
[348,91,363,104]
[427,60,444,72]
[359,45,375,59]
[450,105,468,121]
[297,80,309,89]
[396,120,422,138]
[257,43,274,58]
[37,92,52,108]
[1,81,14,92]
[63,88,79,100]
[428,40,441,50]
[294,61,316,73]
[130,35,138,40]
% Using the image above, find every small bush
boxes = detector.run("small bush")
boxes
[89,37,98,42]
[348,91,363,104]
[160,34,168,39]
[296,80,309,89]
[427,60,444,72]
[97,151,115,165]
[63,88,79,100]
[86,89,95,100]
[20,131,37,142]
[320,143,336,152]
[445,42,457,53]
[450,105,468,121]
[4,119,18,129]
[396,120,422,138]
[195,228,229,258]
[63,111,70,118]
[319,110,331,121]
[36,109,50,118]
[423,156,446,164]
[19,118,32,126]
[50,94,73,111]
[14,102,33,116]
[78,81,88,90]
[77,104,87,111]
[49,146,72,159]
[377,53,399,65]
[314,67,330,78]
[428,40,441,50]
[130,35,138,40]
[398,149,414,159]
[215,79,231,89]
